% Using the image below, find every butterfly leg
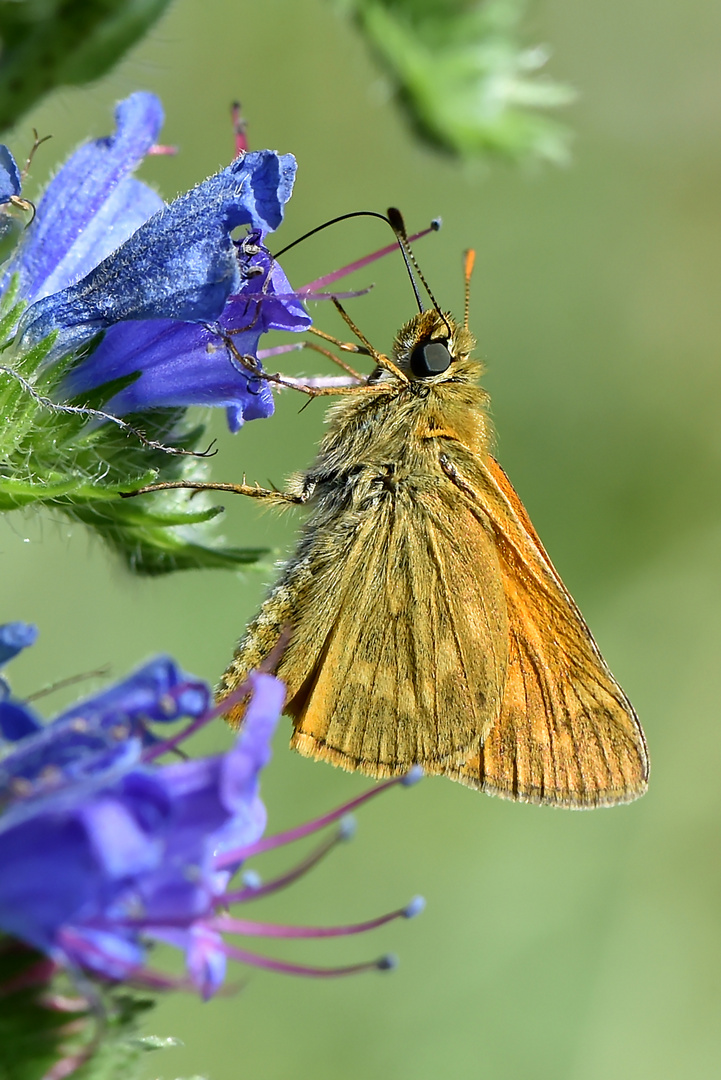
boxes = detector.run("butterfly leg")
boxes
[120,479,307,504]
[296,339,365,381]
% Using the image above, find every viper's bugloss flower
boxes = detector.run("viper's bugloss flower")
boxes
[0,626,423,1001]
[0,146,22,207]
[4,92,311,432]
[59,230,310,433]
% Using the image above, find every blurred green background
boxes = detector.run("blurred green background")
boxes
[2,0,721,1077]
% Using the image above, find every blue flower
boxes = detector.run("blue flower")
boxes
[0,621,38,667]
[4,93,165,304]
[0,621,38,707]
[59,231,310,433]
[0,145,22,206]
[0,631,423,1000]
[5,93,311,432]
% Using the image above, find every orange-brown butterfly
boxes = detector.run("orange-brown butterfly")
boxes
[136,210,649,808]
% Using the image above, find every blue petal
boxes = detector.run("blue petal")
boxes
[63,318,275,424]
[60,240,307,429]
[155,756,231,852]
[221,673,284,812]
[0,734,141,824]
[9,93,164,303]
[79,796,161,878]
[0,145,21,203]
[185,926,227,1000]
[58,926,145,980]
[18,151,297,357]
[0,815,101,952]
[0,621,38,665]
[0,700,43,741]
[56,655,211,729]
[36,178,164,302]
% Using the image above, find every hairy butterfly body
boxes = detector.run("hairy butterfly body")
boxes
[218,307,649,808]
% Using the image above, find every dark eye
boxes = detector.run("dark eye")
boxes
[410,340,451,379]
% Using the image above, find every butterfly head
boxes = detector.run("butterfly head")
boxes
[391,310,476,385]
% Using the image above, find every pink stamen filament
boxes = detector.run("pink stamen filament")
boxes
[142,677,253,763]
[298,224,439,295]
[209,904,414,939]
[292,288,372,301]
[232,102,248,156]
[214,770,420,869]
[223,826,345,903]
[220,943,391,978]
[257,343,304,359]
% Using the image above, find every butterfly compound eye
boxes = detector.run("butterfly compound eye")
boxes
[409,340,452,378]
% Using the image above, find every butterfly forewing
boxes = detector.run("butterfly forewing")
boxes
[288,477,511,775]
[224,473,509,777]
[441,454,649,806]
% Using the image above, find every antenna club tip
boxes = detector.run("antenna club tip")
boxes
[431,218,442,231]
[241,868,262,890]
[377,953,399,972]
[403,895,426,919]
[338,814,357,841]
[386,206,406,234]
[402,765,424,787]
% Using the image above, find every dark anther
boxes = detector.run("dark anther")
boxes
[410,340,451,378]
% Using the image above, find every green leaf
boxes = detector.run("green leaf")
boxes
[0,939,179,1080]
[0,0,174,133]
[0,942,83,1080]
[347,0,575,163]
[0,338,268,575]
[66,494,269,575]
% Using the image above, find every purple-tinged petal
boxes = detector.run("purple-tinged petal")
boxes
[0,700,43,741]
[146,925,226,1000]
[10,93,164,303]
[56,656,211,730]
[78,797,160,879]
[211,674,284,856]
[128,875,212,925]
[37,177,164,302]
[152,756,231,856]
[0,145,21,203]
[0,621,38,665]
[116,770,172,835]
[57,926,145,980]
[18,151,297,357]
[62,319,275,426]
[222,673,284,811]
[0,816,101,952]
[225,242,311,334]
[186,926,226,1000]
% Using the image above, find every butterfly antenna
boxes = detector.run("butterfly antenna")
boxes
[463,249,475,332]
[273,211,393,260]
[384,208,425,314]
[331,298,409,383]
[387,207,451,333]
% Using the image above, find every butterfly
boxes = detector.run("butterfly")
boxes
[216,238,649,809]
